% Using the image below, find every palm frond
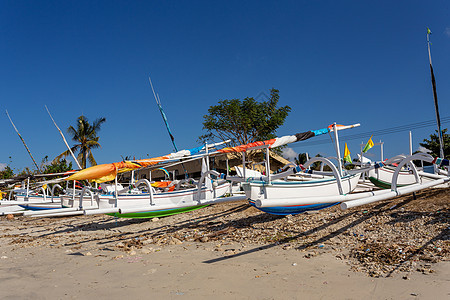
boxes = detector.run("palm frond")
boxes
[88,152,97,166]
[92,117,106,132]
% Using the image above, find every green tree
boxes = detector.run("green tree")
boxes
[17,167,34,177]
[419,129,449,158]
[54,116,106,168]
[43,158,73,175]
[199,89,291,149]
[0,165,14,179]
[294,153,308,165]
[0,157,14,179]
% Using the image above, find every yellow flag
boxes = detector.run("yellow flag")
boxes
[344,143,352,163]
[363,135,374,153]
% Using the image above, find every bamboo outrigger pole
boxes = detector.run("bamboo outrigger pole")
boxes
[426,27,445,158]
[45,105,82,170]
[5,110,41,173]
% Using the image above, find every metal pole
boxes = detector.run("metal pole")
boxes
[226,157,229,176]
[26,177,30,201]
[72,181,75,201]
[409,131,413,156]
[265,147,271,183]
[205,143,210,171]
[427,29,445,158]
[114,176,118,207]
[332,123,343,176]
[242,152,246,180]
[360,142,364,165]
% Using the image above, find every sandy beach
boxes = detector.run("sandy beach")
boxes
[1,188,449,299]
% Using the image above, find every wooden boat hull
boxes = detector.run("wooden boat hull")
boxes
[243,173,360,215]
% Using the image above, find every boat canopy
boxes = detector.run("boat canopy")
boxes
[65,123,359,183]
[65,146,205,183]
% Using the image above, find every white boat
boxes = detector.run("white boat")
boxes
[24,143,245,218]
[213,123,364,215]
[368,165,417,189]
[255,154,449,211]
[0,171,81,213]
[0,186,60,210]
[242,156,362,215]
[367,156,449,189]
[59,178,232,218]
[243,171,361,200]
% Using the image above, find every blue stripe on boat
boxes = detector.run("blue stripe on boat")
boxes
[18,205,62,211]
[248,200,338,215]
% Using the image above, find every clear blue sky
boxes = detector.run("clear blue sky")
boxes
[1,0,449,172]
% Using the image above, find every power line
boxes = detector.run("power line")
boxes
[294,117,450,148]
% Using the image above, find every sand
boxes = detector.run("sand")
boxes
[1,188,449,299]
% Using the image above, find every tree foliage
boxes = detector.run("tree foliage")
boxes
[199,89,291,149]
[43,158,73,175]
[0,156,14,179]
[294,153,308,165]
[54,115,106,168]
[0,165,14,179]
[419,128,449,158]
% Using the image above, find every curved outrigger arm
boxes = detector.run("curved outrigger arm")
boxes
[134,179,155,206]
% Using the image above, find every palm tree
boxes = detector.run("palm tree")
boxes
[54,116,106,169]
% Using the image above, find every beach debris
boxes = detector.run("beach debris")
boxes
[142,238,153,245]
[0,188,448,278]
[169,237,182,245]
[141,247,153,254]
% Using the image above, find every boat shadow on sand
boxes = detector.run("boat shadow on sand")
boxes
[19,189,448,268]
[59,200,395,252]
[204,193,449,264]
[202,201,393,264]
[33,203,251,245]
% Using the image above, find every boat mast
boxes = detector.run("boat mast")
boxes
[45,105,82,170]
[148,76,179,152]
[427,27,445,158]
[5,110,41,173]
[148,76,188,178]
